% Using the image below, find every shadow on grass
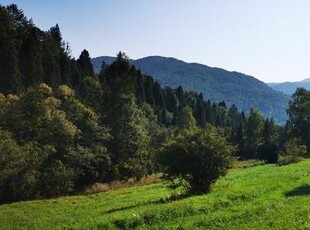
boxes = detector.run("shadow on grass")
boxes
[285,184,310,197]
[152,192,193,204]
[105,193,193,214]
[105,203,145,213]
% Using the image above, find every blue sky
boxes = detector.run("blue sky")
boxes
[2,0,310,83]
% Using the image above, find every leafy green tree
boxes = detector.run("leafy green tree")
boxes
[56,85,111,187]
[159,127,234,194]
[3,84,77,150]
[278,138,307,165]
[288,88,310,151]
[40,159,75,197]
[176,106,197,131]
[0,129,53,203]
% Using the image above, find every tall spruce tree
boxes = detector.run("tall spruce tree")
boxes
[77,49,95,78]
[0,6,21,93]
[244,108,264,158]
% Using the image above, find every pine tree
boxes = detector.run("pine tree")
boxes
[195,93,206,128]
[0,6,21,93]
[19,26,44,87]
[77,49,95,78]
[244,108,264,158]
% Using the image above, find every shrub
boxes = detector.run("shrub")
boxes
[278,138,307,166]
[158,128,235,194]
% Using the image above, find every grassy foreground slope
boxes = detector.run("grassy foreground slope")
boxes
[0,160,309,230]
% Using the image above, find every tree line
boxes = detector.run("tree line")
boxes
[0,4,308,203]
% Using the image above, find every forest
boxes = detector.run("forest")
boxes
[0,4,309,204]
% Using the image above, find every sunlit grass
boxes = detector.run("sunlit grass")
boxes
[0,160,309,229]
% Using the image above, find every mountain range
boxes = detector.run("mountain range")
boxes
[267,78,310,95]
[92,56,290,123]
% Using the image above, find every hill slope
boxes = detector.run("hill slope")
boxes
[268,78,310,95]
[92,56,289,123]
[0,160,309,229]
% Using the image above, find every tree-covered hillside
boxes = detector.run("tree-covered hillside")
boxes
[268,78,310,95]
[1,4,309,206]
[92,56,289,123]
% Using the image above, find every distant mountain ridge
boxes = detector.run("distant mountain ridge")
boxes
[267,79,310,95]
[92,56,290,123]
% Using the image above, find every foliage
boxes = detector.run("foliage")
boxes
[0,129,43,203]
[0,84,111,203]
[257,118,279,163]
[288,87,310,151]
[0,3,307,206]
[244,108,264,158]
[175,106,197,130]
[278,138,307,165]
[92,56,290,123]
[159,128,235,194]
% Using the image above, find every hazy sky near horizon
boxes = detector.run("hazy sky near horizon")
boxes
[2,0,310,83]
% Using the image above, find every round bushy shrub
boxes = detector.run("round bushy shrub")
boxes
[158,128,235,194]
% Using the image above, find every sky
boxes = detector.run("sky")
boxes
[1,0,310,83]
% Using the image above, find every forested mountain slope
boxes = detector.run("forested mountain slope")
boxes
[268,78,310,95]
[92,56,289,123]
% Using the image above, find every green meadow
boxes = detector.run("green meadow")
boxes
[0,160,309,230]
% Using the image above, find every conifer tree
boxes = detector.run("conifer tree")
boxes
[0,6,21,93]
[244,108,264,158]
[77,49,95,78]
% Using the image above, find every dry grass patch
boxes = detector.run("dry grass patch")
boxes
[82,174,162,194]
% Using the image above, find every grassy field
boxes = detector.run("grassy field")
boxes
[0,160,309,230]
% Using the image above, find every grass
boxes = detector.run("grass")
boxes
[0,160,309,229]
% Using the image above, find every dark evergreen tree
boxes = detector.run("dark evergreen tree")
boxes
[144,75,156,107]
[0,6,21,93]
[77,49,95,78]
[42,26,62,87]
[19,26,44,87]
[176,85,184,108]
[257,118,279,163]
[195,93,206,128]
[205,100,215,125]
[244,108,264,158]
[154,81,165,110]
